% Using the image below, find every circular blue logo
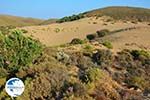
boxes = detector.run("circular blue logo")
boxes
[5,78,25,97]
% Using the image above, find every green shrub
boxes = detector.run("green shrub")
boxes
[128,76,149,90]
[70,38,84,44]
[115,50,135,68]
[86,33,97,40]
[0,25,16,34]
[0,68,8,78]
[57,14,84,23]
[92,50,113,68]
[68,51,94,70]
[80,68,102,83]
[21,29,28,33]
[84,45,92,50]
[102,41,113,49]
[62,82,87,98]
[97,29,110,37]
[76,55,94,70]
[0,30,42,72]
[130,50,150,59]
[16,62,69,100]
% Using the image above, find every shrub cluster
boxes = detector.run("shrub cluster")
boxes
[86,33,97,40]
[70,38,84,44]
[92,50,113,68]
[97,29,110,37]
[57,14,84,23]
[130,50,150,59]
[102,41,113,49]
[0,30,42,73]
[21,29,28,33]
[80,68,102,83]
[0,27,149,100]
[0,25,16,34]
[86,29,110,40]
[113,50,150,91]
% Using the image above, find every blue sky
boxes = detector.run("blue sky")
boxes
[0,0,150,19]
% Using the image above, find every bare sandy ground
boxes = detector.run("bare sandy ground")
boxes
[20,17,150,51]
[102,27,150,52]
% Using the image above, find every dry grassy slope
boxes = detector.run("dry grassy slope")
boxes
[84,6,150,21]
[100,27,150,52]
[0,14,44,27]
[21,17,150,51]
[39,19,58,25]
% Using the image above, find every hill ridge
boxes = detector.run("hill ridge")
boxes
[84,6,150,21]
[0,14,44,27]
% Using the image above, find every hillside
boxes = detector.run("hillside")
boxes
[39,19,58,25]
[1,7,150,26]
[56,6,150,24]
[0,6,150,100]
[84,6,150,21]
[0,29,150,99]
[0,14,44,27]
[21,17,150,52]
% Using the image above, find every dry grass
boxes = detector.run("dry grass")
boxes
[0,14,44,27]
[20,17,150,52]
[84,6,150,22]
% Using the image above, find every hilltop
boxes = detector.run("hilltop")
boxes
[1,6,150,26]
[84,6,150,21]
[56,6,150,23]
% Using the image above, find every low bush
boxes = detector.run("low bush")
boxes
[70,38,84,44]
[21,29,28,33]
[130,50,150,59]
[126,76,149,90]
[16,62,69,100]
[84,45,92,51]
[0,25,16,34]
[80,68,102,83]
[86,33,97,40]
[62,82,87,98]
[115,50,135,68]
[102,41,113,49]
[77,56,95,70]
[57,14,84,23]
[69,52,94,70]
[92,50,113,68]
[97,29,110,37]
[0,68,8,78]
[0,30,43,72]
